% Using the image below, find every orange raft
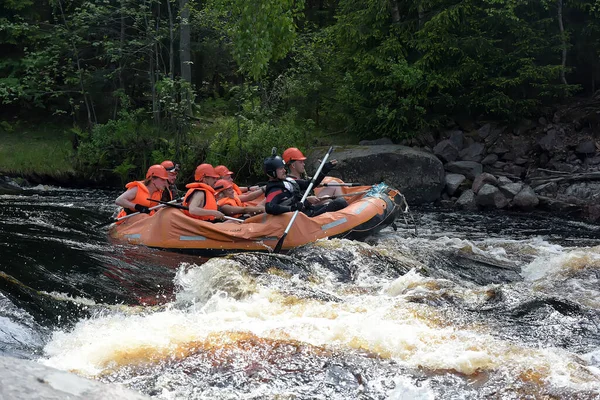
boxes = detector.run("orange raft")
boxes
[109,183,404,254]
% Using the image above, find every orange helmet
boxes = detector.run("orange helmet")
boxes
[160,160,180,172]
[214,179,233,193]
[282,147,306,164]
[146,165,169,180]
[194,163,219,181]
[214,165,234,177]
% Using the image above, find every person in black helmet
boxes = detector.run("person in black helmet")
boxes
[263,152,343,217]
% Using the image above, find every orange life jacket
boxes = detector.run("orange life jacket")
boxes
[233,183,243,196]
[217,196,243,218]
[182,182,218,220]
[116,181,163,221]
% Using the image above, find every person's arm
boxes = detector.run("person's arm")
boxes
[239,187,264,203]
[220,204,264,216]
[115,187,138,211]
[188,192,225,220]
[265,189,302,215]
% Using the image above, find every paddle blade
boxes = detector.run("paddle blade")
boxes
[94,219,116,228]
[273,232,288,253]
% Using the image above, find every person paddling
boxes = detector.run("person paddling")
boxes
[214,179,265,219]
[282,147,348,211]
[182,163,225,221]
[214,165,265,203]
[160,160,180,202]
[263,152,342,217]
[115,165,169,218]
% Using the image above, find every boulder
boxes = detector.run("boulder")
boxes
[433,139,459,163]
[533,182,558,196]
[513,186,539,209]
[445,161,483,180]
[477,123,492,139]
[576,140,596,155]
[481,154,498,165]
[456,189,477,210]
[0,356,149,400]
[306,145,445,204]
[459,143,485,162]
[448,130,464,150]
[476,184,508,209]
[499,182,523,199]
[472,172,498,194]
[445,173,466,196]
[359,138,394,146]
[497,176,512,185]
[0,176,23,195]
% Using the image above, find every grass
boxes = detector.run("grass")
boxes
[0,121,75,176]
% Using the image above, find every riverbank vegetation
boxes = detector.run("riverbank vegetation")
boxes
[2,0,600,184]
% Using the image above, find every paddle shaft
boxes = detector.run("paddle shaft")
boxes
[317,182,363,187]
[274,146,334,253]
[149,198,244,222]
[95,198,181,228]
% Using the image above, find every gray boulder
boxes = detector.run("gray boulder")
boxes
[445,161,483,180]
[0,356,149,400]
[359,138,394,146]
[513,186,539,209]
[433,139,459,163]
[576,140,596,155]
[459,143,485,162]
[445,173,466,196]
[456,189,477,210]
[481,154,498,165]
[472,172,498,194]
[448,130,464,150]
[499,182,524,199]
[307,145,445,204]
[476,184,508,209]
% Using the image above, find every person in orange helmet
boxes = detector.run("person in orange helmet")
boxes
[214,179,265,219]
[160,160,180,202]
[214,165,265,204]
[181,163,225,221]
[282,147,347,210]
[115,164,169,216]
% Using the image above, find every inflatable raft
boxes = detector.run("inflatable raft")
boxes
[108,183,404,254]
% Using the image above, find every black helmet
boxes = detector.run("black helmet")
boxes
[264,148,285,178]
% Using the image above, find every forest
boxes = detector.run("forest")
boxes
[2,0,600,183]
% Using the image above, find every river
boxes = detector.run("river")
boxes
[1,186,599,399]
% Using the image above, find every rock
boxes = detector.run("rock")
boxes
[587,156,600,166]
[533,182,558,195]
[359,138,394,146]
[583,204,600,222]
[513,186,539,209]
[445,173,466,196]
[497,176,512,185]
[490,145,510,155]
[0,176,23,195]
[448,130,464,150]
[306,145,445,204]
[538,117,548,126]
[538,129,561,152]
[484,126,505,145]
[564,182,600,200]
[0,356,149,400]
[476,184,508,209]
[477,123,492,139]
[445,161,483,180]
[502,152,516,161]
[433,139,459,163]
[499,182,523,199]
[493,161,506,169]
[472,173,498,194]
[576,140,596,155]
[456,189,477,210]
[459,143,485,162]
[514,157,529,165]
[503,165,525,178]
[481,154,498,165]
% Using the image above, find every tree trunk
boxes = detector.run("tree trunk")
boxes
[557,0,568,85]
[179,0,192,117]
[390,0,400,23]
[166,0,175,80]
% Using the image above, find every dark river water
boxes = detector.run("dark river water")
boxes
[1,186,600,399]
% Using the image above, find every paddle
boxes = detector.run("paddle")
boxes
[94,198,182,228]
[317,182,364,187]
[316,190,370,201]
[148,199,244,223]
[274,146,334,253]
